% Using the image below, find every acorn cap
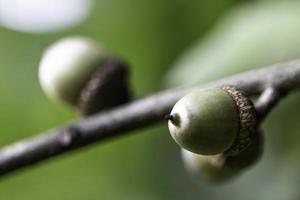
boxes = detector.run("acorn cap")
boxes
[221,86,257,156]
[77,58,131,115]
[168,85,257,155]
[181,131,264,183]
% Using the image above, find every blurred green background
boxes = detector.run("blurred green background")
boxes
[1,0,300,199]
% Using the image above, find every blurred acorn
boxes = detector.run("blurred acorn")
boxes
[181,131,264,183]
[168,86,256,155]
[39,37,131,115]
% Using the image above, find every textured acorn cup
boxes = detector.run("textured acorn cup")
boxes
[181,131,264,183]
[168,86,257,155]
[39,37,131,116]
[77,58,131,115]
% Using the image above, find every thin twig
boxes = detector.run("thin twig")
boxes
[1,60,300,177]
[255,87,283,123]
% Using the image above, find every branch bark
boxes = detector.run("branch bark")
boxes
[1,60,300,177]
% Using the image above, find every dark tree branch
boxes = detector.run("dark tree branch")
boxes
[1,60,300,177]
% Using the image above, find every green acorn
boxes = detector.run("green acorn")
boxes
[181,131,263,183]
[39,36,130,115]
[168,86,256,155]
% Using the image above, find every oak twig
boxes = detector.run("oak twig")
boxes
[1,60,300,177]
[255,87,283,122]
